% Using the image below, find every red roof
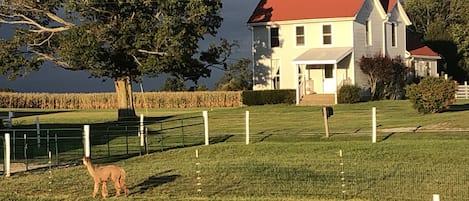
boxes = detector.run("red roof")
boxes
[248,0,365,23]
[247,0,399,24]
[406,30,440,57]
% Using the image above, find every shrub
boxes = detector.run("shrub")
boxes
[406,77,456,113]
[242,90,296,106]
[338,85,361,104]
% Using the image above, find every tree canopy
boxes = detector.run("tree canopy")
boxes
[215,58,252,91]
[404,0,469,81]
[0,0,229,119]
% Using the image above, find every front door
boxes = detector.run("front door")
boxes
[323,64,336,93]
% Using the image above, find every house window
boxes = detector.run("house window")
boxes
[270,27,280,48]
[366,20,372,46]
[322,24,332,45]
[325,64,333,78]
[391,23,397,47]
[296,26,305,46]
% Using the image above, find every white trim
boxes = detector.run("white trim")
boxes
[409,55,442,60]
[382,15,389,56]
[372,0,388,20]
[396,1,412,26]
[295,64,300,105]
[250,26,256,88]
[247,17,356,27]
[366,20,372,46]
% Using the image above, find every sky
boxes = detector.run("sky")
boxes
[0,0,259,93]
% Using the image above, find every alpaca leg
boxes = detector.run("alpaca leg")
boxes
[93,182,99,198]
[101,181,108,198]
[120,176,129,197]
[113,179,121,197]
[121,182,129,197]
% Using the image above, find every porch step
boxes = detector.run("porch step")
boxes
[299,94,335,106]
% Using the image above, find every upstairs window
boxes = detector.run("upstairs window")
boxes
[270,27,280,48]
[322,24,332,45]
[391,23,397,47]
[366,20,372,46]
[296,26,305,46]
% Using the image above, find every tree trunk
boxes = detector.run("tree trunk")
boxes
[114,76,136,121]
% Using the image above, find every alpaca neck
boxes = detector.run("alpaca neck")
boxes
[85,162,97,178]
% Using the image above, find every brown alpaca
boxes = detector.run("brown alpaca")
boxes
[82,157,129,198]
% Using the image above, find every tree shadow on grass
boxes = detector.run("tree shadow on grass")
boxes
[0,110,73,118]
[130,169,179,195]
[444,104,469,112]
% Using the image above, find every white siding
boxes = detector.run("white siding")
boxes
[386,7,407,58]
[353,0,384,89]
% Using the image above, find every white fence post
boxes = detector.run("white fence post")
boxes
[246,111,250,145]
[203,111,209,145]
[36,116,40,148]
[464,81,469,99]
[433,194,440,201]
[323,107,330,138]
[83,125,90,157]
[140,114,145,147]
[372,107,377,143]
[6,112,13,127]
[4,133,10,177]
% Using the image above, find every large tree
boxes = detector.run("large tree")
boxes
[0,0,228,119]
[215,58,253,91]
[404,0,469,81]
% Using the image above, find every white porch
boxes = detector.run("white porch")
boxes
[293,47,353,105]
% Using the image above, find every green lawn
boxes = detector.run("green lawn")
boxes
[0,100,468,200]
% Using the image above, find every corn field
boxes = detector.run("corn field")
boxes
[0,91,242,109]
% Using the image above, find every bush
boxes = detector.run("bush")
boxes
[406,77,456,113]
[338,85,361,104]
[242,90,296,106]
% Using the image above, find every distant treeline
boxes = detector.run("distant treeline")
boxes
[0,92,242,109]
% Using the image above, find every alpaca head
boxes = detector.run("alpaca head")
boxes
[82,156,91,166]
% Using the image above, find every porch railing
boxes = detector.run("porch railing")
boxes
[297,76,306,104]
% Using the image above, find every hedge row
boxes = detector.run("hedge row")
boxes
[0,92,243,109]
[242,90,296,106]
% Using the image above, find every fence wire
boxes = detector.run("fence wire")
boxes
[1,112,469,200]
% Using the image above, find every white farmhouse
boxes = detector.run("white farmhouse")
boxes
[247,0,440,105]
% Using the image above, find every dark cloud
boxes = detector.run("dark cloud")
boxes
[0,0,259,92]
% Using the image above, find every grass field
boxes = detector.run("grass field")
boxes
[0,100,468,200]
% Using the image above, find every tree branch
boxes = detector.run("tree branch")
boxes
[22,4,75,28]
[131,55,143,66]
[29,32,54,46]
[0,13,73,33]
[137,49,167,56]
[31,50,72,68]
